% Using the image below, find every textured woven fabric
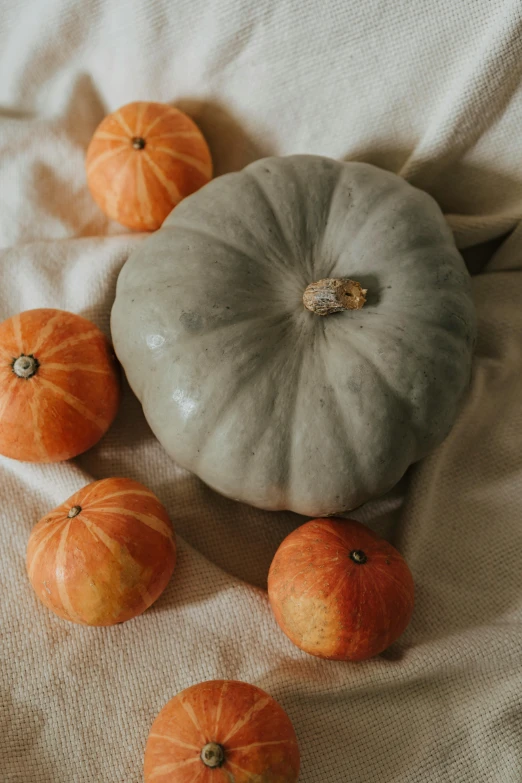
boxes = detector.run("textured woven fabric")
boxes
[1,1,522,781]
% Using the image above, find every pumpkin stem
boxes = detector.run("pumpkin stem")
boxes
[303,278,367,316]
[12,354,39,379]
[68,506,82,518]
[350,549,368,564]
[131,137,146,150]
[201,742,225,768]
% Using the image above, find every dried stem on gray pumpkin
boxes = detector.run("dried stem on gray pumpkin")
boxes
[303,278,367,316]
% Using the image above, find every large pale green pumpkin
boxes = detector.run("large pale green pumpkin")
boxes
[111,155,476,516]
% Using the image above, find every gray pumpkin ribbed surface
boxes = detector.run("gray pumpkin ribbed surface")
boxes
[111,155,476,516]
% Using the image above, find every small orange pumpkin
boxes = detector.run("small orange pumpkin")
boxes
[27,477,176,626]
[86,101,212,231]
[0,309,120,462]
[144,680,300,783]
[268,518,415,661]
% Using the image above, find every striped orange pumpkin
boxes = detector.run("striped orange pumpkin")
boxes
[144,680,300,783]
[0,309,120,463]
[27,477,176,626]
[85,101,213,231]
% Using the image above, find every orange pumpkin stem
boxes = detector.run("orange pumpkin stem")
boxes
[12,354,39,379]
[201,742,225,768]
[303,278,367,315]
[349,549,368,564]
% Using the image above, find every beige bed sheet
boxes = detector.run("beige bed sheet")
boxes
[1,1,521,780]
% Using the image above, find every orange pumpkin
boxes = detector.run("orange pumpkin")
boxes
[144,680,300,783]
[268,518,415,661]
[27,477,176,626]
[85,101,212,231]
[0,309,120,462]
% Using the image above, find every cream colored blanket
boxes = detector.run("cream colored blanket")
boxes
[1,1,521,780]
